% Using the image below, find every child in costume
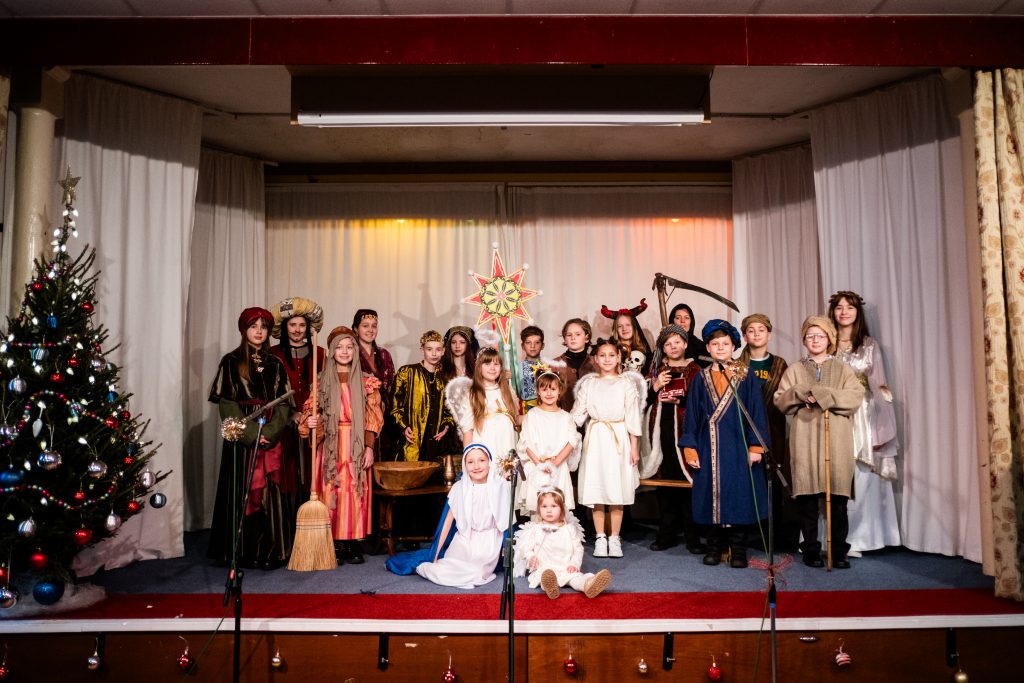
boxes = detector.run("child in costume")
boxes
[514,487,612,599]
[517,366,581,517]
[603,299,654,376]
[644,324,704,553]
[391,331,454,462]
[554,318,597,412]
[208,308,296,569]
[572,339,645,558]
[518,325,546,411]
[670,303,711,368]
[737,313,799,553]
[773,316,864,569]
[415,444,510,588]
[680,320,770,569]
[439,325,478,385]
[829,291,900,556]
[446,345,520,457]
[299,326,384,565]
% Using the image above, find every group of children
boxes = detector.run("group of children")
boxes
[212,289,898,596]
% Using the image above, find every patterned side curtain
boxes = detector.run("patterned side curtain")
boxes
[974,68,1024,601]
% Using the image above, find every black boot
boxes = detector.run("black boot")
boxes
[800,541,823,568]
[728,526,748,568]
[334,541,346,566]
[345,540,365,565]
[703,527,724,566]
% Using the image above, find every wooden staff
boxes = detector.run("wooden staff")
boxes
[823,409,832,572]
[654,274,669,326]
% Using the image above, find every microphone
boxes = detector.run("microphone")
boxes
[508,448,526,480]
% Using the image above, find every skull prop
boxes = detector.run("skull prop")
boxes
[625,350,646,373]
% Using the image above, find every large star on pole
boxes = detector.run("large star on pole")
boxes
[464,248,538,345]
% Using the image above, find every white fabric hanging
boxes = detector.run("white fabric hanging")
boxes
[810,74,981,561]
[732,146,822,364]
[183,149,266,530]
[58,74,201,573]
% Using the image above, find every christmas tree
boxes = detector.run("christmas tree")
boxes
[0,168,166,608]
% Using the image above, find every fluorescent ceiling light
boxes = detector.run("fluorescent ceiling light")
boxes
[296,111,704,127]
[291,67,712,129]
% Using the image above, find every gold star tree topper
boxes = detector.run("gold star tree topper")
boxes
[464,248,539,345]
[59,166,81,205]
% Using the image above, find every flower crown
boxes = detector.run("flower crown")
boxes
[828,290,864,310]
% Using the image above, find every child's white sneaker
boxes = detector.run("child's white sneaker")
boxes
[584,569,612,598]
[608,535,623,558]
[540,569,560,599]
[593,535,608,557]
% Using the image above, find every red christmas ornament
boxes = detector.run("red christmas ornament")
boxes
[835,644,851,668]
[442,665,456,683]
[68,356,80,368]
[74,528,94,545]
[707,655,722,681]
[177,646,194,671]
[29,551,49,570]
[0,566,8,583]
[124,456,135,465]
[73,490,87,503]
[0,663,9,679]
[121,410,131,421]
[50,372,64,383]
[82,301,95,313]
[563,654,578,675]
[126,500,142,513]
[31,281,43,292]
[105,416,119,429]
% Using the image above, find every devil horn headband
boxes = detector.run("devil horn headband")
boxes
[601,298,648,319]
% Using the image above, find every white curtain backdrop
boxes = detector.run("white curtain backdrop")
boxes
[58,74,201,573]
[266,184,733,369]
[810,74,981,560]
[183,149,266,531]
[266,183,502,367]
[505,185,734,347]
[732,147,821,363]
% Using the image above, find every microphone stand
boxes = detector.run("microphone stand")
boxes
[721,364,788,683]
[219,390,291,683]
[499,450,525,683]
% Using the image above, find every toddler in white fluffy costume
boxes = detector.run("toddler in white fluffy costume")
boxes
[514,487,612,599]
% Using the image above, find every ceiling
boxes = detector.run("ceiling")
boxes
[8,0,1012,167]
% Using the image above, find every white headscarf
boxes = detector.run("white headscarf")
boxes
[449,443,511,533]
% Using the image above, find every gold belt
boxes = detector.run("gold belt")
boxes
[585,419,625,452]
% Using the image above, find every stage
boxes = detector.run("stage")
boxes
[2,528,1022,681]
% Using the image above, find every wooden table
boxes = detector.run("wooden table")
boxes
[375,484,451,555]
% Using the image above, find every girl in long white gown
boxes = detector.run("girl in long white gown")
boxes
[446,347,519,464]
[516,368,581,517]
[829,291,901,555]
[514,488,611,599]
[572,340,645,559]
[416,443,510,588]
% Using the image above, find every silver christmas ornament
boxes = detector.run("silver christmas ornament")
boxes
[0,586,17,609]
[87,460,108,478]
[17,518,37,537]
[7,377,27,394]
[87,655,101,671]
[637,659,649,675]
[149,492,167,508]
[37,449,62,471]
[139,469,156,488]
[104,512,122,532]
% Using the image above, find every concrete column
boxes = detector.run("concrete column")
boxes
[8,68,66,318]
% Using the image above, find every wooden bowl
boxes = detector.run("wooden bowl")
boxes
[372,461,441,490]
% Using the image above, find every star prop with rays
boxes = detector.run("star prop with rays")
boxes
[464,247,539,346]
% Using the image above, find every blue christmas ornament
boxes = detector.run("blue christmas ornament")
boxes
[31,348,49,361]
[32,579,65,605]
[46,315,58,329]
[7,377,27,394]
[107,391,117,403]
[0,466,25,486]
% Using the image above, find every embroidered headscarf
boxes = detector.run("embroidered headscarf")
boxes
[318,327,369,496]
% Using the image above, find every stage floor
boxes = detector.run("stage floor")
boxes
[4,528,1023,635]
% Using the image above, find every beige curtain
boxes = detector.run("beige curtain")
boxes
[974,68,1024,601]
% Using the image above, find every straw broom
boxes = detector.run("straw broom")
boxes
[288,330,336,571]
